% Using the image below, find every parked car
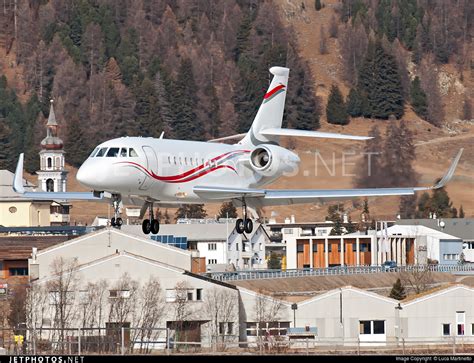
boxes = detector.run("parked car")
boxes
[382,260,397,271]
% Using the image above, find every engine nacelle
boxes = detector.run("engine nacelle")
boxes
[249,144,300,177]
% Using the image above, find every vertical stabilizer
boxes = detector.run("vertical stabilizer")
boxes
[240,66,289,146]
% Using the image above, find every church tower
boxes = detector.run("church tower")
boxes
[37,100,68,192]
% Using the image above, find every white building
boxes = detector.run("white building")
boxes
[121,223,270,272]
[377,225,464,265]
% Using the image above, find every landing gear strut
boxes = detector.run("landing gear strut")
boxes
[142,202,160,235]
[235,198,253,234]
[110,195,123,228]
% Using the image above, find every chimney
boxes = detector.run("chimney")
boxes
[290,215,295,223]
[343,214,348,223]
[284,217,290,224]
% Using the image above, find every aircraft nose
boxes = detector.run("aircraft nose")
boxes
[76,164,92,188]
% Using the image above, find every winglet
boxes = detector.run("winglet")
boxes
[432,148,464,189]
[13,153,25,194]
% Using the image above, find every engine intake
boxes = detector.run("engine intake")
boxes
[249,144,299,177]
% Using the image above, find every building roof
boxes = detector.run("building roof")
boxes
[376,224,462,240]
[121,222,266,242]
[396,218,474,241]
[0,170,38,201]
[401,284,474,307]
[0,235,72,260]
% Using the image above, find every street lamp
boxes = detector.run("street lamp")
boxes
[395,302,403,345]
[291,303,298,328]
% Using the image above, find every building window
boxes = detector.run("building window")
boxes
[9,267,27,276]
[328,244,332,252]
[196,289,202,301]
[8,206,17,214]
[208,243,217,251]
[312,244,318,252]
[47,157,52,168]
[471,324,474,335]
[208,259,217,265]
[236,243,239,251]
[165,289,176,303]
[187,291,193,301]
[297,244,304,252]
[246,322,290,337]
[359,320,385,335]
[46,178,54,192]
[443,324,451,336]
[352,244,357,252]
[456,312,465,336]
[109,290,130,299]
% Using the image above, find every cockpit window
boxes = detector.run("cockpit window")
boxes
[96,147,108,157]
[129,148,138,157]
[106,148,120,157]
[120,148,128,157]
[89,147,99,158]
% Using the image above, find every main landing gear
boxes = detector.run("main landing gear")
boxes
[142,202,160,235]
[235,199,253,234]
[110,195,123,228]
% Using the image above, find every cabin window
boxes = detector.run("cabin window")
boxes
[184,157,187,165]
[96,147,108,157]
[129,148,138,157]
[89,147,99,158]
[106,148,120,157]
[120,148,128,157]
[174,156,177,165]
[168,156,171,164]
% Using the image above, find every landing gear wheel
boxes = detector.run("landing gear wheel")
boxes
[116,217,123,227]
[111,217,116,227]
[142,219,151,234]
[151,219,160,234]
[244,219,253,234]
[236,218,245,234]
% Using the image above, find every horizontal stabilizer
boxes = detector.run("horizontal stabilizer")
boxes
[260,128,372,141]
[208,133,247,143]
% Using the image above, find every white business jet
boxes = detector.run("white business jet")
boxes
[13,66,463,235]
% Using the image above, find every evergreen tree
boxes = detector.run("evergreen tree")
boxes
[410,76,428,119]
[459,205,465,218]
[430,186,455,218]
[267,252,281,269]
[389,278,406,300]
[416,192,431,218]
[399,195,417,219]
[171,58,205,141]
[154,69,175,137]
[315,0,322,11]
[462,96,472,121]
[218,202,238,219]
[330,217,344,235]
[346,88,363,117]
[65,117,90,167]
[175,204,207,219]
[358,41,404,119]
[346,216,357,234]
[0,120,12,171]
[326,85,349,125]
[355,126,384,188]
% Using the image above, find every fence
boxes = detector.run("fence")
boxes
[1,328,473,355]
[207,264,474,282]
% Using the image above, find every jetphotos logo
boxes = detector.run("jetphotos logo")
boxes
[263,83,285,103]
[9,357,85,363]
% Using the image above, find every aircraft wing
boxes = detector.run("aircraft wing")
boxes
[194,148,463,207]
[12,153,104,201]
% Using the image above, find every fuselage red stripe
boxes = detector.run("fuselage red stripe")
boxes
[264,84,285,99]
[115,150,248,183]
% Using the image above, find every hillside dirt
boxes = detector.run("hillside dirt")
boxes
[6,1,474,225]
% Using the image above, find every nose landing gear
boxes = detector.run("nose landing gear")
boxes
[235,198,253,234]
[110,195,123,228]
[142,202,160,235]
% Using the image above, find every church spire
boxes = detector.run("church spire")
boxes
[47,99,58,126]
[41,99,63,150]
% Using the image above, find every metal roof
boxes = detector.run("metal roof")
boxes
[396,218,474,241]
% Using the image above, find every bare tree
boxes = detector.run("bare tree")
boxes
[253,290,285,352]
[171,281,193,345]
[25,283,49,351]
[204,287,238,350]
[79,280,109,333]
[420,55,445,127]
[108,273,139,325]
[399,266,434,295]
[46,257,80,353]
[130,277,166,353]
